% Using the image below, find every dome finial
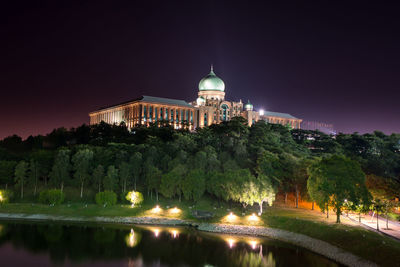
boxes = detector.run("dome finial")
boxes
[210,64,214,74]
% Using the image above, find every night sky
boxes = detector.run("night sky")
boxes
[1,1,399,139]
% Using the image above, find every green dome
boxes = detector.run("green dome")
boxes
[198,66,225,92]
[245,100,253,111]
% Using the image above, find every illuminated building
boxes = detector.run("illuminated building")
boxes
[89,66,302,129]
[301,121,336,135]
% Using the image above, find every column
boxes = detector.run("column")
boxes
[178,108,182,128]
[146,105,150,125]
[173,108,177,128]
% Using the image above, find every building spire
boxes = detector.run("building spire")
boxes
[211,64,213,72]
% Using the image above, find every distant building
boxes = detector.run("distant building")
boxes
[89,66,302,130]
[301,121,336,135]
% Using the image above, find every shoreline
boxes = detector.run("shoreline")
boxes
[0,213,377,267]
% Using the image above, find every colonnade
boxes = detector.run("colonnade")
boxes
[140,104,194,129]
[89,103,195,130]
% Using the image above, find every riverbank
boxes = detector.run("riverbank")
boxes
[0,212,378,267]
[0,202,399,266]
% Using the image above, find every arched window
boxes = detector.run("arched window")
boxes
[221,104,229,121]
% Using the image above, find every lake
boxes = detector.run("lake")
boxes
[0,221,343,267]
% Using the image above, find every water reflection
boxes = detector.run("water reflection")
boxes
[168,228,179,239]
[248,240,259,250]
[125,229,141,248]
[150,227,161,237]
[226,237,236,248]
[0,222,343,267]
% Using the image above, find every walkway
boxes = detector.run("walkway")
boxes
[345,212,400,240]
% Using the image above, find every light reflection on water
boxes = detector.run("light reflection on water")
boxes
[0,222,343,267]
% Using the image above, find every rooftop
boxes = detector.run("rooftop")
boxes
[263,111,299,120]
[93,95,193,112]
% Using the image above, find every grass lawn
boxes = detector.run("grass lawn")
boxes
[0,198,400,266]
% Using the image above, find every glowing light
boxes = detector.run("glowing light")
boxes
[125,229,140,248]
[248,213,259,222]
[172,230,178,238]
[0,190,8,204]
[259,109,265,116]
[169,207,181,214]
[226,238,236,248]
[152,205,162,213]
[169,229,179,238]
[152,228,161,237]
[248,240,258,250]
[226,212,238,222]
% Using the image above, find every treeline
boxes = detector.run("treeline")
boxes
[0,118,399,218]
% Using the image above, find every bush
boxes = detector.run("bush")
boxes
[119,191,129,204]
[95,191,117,206]
[126,191,144,207]
[0,190,13,204]
[39,189,65,205]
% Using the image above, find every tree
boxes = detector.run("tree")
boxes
[0,160,17,189]
[129,152,142,190]
[93,165,104,193]
[181,169,205,202]
[160,164,185,200]
[50,149,71,192]
[307,168,331,218]
[372,199,384,231]
[15,161,28,199]
[353,202,370,223]
[256,151,285,190]
[307,155,371,223]
[119,161,131,193]
[230,170,275,213]
[291,159,311,208]
[206,171,225,200]
[237,178,257,210]
[145,166,162,201]
[72,149,94,198]
[103,165,118,191]
[366,174,398,229]
[193,151,207,171]
[126,191,144,207]
[223,169,254,209]
[254,175,276,214]
[31,150,55,187]
[29,158,42,196]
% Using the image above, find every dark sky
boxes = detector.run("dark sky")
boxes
[1,1,399,139]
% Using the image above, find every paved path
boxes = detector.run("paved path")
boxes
[345,212,400,240]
